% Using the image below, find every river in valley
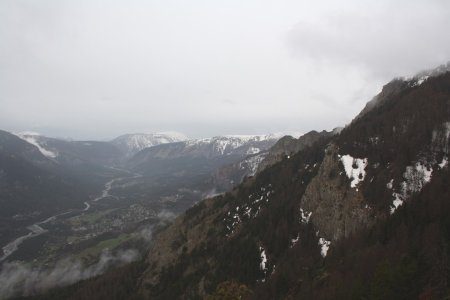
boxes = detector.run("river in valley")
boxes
[0,174,140,263]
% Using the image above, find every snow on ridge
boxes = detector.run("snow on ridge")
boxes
[156,131,188,141]
[16,133,58,158]
[405,62,450,85]
[339,155,368,188]
[410,75,429,87]
[113,132,187,154]
[224,133,283,141]
[184,134,279,155]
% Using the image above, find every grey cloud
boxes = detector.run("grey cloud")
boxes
[1,0,449,139]
[287,0,450,79]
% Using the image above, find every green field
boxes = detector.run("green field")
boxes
[75,233,133,260]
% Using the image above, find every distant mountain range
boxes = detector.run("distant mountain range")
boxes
[126,134,280,175]
[0,129,288,245]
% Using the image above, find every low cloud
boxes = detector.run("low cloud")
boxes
[0,248,140,299]
[157,210,176,221]
[139,226,154,242]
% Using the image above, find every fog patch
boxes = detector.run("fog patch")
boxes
[139,226,153,242]
[0,248,140,299]
[204,189,223,199]
[157,210,176,221]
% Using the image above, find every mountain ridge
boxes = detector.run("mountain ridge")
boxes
[111,132,188,157]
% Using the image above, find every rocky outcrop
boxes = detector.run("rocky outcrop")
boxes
[257,130,334,173]
[300,144,377,241]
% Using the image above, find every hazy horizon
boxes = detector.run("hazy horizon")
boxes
[1,0,450,140]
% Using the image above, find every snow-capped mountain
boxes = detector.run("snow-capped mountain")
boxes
[182,134,282,157]
[126,134,281,180]
[111,132,188,157]
[128,134,280,165]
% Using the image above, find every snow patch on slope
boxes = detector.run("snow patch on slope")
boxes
[439,156,448,169]
[239,154,266,176]
[224,185,274,236]
[318,237,331,257]
[290,234,300,248]
[246,147,260,155]
[259,246,267,271]
[299,208,312,224]
[16,133,58,158]
[339,155,368,188]
[390,161,433,214]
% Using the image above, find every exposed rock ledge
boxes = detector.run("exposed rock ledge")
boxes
[300,143,378,241]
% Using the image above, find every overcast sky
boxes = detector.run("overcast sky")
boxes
[1,0,450,140]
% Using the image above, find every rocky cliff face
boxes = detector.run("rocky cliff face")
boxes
[300,143,376,241]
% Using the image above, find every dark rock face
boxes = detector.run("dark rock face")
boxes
[300,143,376,241]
